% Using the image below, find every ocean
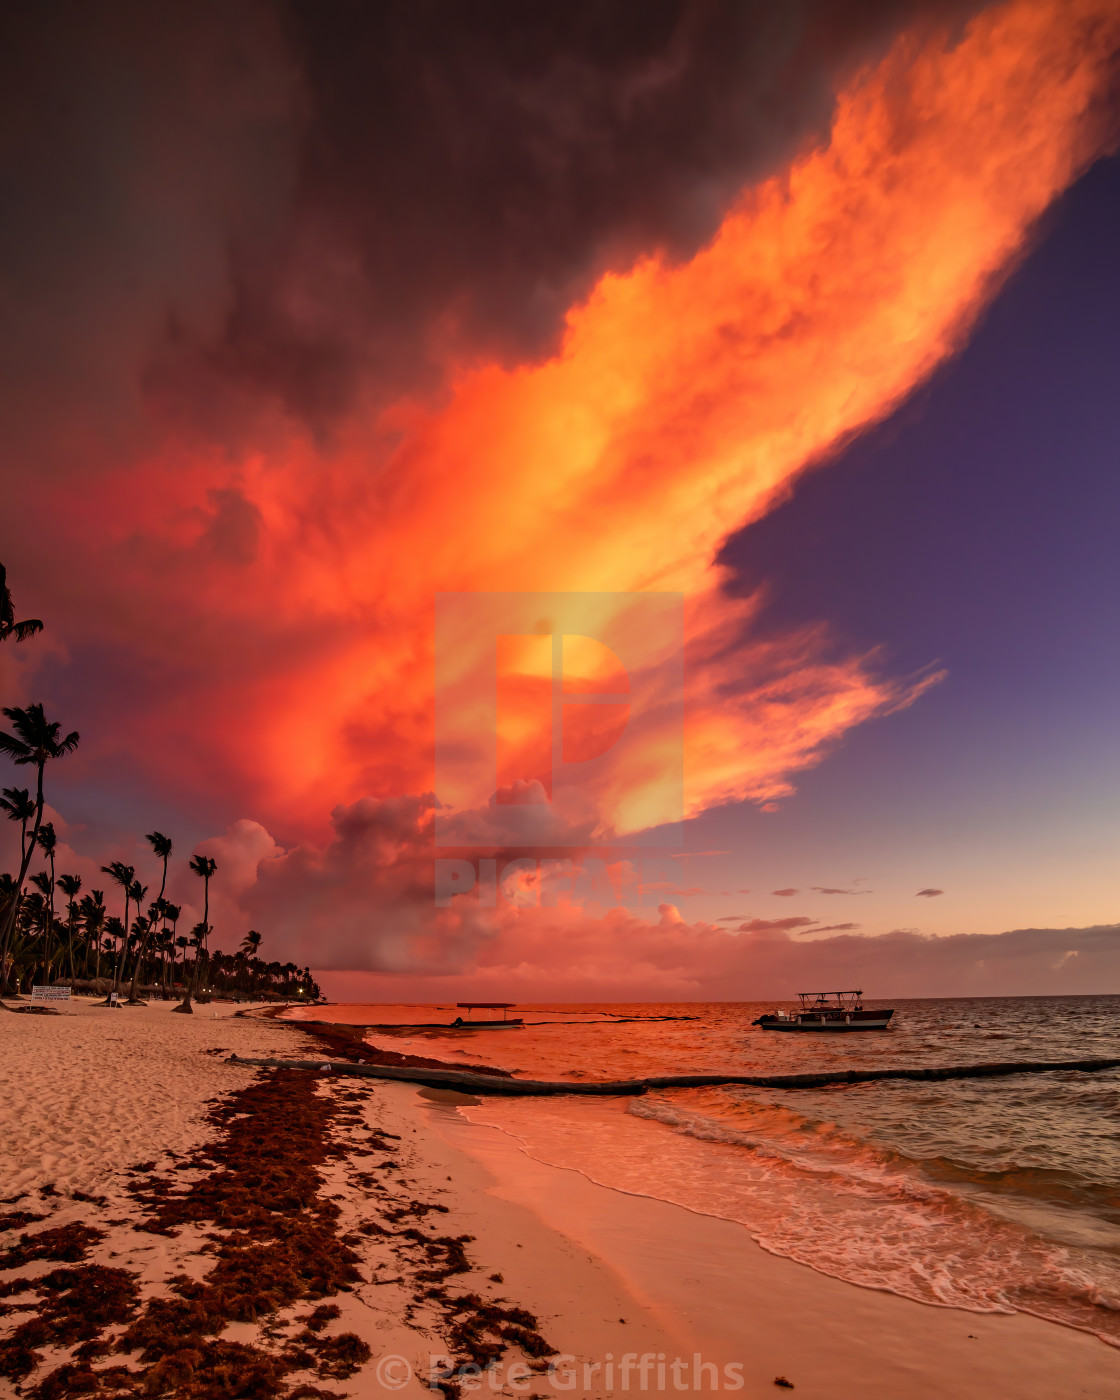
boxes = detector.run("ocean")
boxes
[285,995,1120,1345]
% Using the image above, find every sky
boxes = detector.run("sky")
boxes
[2,0,1119,1001]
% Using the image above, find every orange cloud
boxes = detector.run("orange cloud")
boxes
[13,0,1120,869]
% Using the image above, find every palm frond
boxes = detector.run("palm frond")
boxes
[146,831,173,858]
[0,732,32,762]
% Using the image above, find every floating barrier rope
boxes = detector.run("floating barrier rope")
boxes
[226,1053,1120,1097]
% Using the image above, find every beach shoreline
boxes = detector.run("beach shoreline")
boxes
[2,999,1117,1398]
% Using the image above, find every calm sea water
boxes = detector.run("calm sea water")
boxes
[286,997,1120,1344]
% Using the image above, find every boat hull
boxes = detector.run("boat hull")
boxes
[450,1018,524,1029]
[757,1010,894,1032]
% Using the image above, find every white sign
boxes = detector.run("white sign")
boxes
[31,985,71,1002]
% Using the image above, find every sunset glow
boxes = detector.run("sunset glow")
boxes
[3,0,1120,992]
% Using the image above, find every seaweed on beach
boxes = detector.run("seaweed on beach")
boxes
[2,1223,105,1269]
[0,1265,140,1382]
[298,1304,340,1333]
[0,1070,368,1397]
[69,1191,109,1209]
[0,1211,47,1232]
[418,1290,556,1395]
[118,1069,366,1392]
[2,1060,556,1399]
[31,1361,142,1398]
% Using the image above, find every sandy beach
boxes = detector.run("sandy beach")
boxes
[2,999,1117,1399]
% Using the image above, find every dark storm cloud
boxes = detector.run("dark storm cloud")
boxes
[1,0,982,447]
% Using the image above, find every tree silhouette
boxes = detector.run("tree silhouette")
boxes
[0,563,43,646]
[57,873,82,981]
[174,853,217,1015]
[35,821,58,984]
[99,861,135,1004]
[136,831,174,1002]
[79,890,106,981]
[162,902,181,991]
[123,879,149,1003]
[0,705,79,996]
[1,787,34,865]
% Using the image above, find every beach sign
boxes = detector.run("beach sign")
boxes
[31,985,71,1002]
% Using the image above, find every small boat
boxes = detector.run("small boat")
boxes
[450,1001,524,1029]
[753,990,894,1032]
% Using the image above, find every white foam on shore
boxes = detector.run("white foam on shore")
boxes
[458,1091,1120,1345]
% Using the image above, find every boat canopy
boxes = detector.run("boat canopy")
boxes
[797,990,864,1010]
[455,1001,518,1023]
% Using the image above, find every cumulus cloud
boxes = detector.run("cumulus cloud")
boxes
[916,888,945,897]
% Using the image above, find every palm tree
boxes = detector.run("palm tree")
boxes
[239,930,262,999]
[146,831,173,901]
[0,874,16,928]
[0,564,43,646]
[0,705,79,997]
[79,890,106,981]
[35,821,57,982]
[154,921,174,997]
[124,879,153,1004]
[162,902,181,992]
[125,911,151,999]
[18,891,50,987]
[28,870,54,985]
[130,831,173,1002]
[99,861,135,1004]
[1,787,34,864]
[174,854,216,1015]
[57,873,82,981]
[103,916,124,970]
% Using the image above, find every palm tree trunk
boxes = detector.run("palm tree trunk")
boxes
[126,925,152,1003]
[173,938,199,1014]
[43,849,55,987]
[99,889,129,1006]
[0,760,45,997]
[174,871,210,1015]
